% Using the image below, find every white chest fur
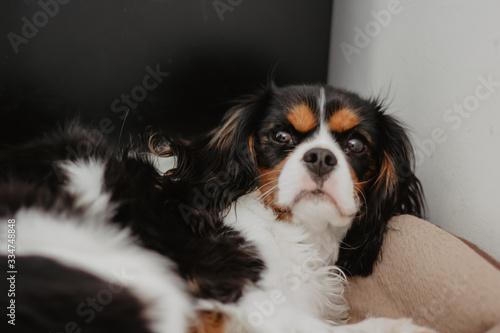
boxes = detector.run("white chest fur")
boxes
[221,194,349,332]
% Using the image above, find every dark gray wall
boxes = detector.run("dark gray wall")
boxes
[0,0,332,144]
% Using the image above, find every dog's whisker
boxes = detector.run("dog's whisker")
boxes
[257,171,282,179]
[257,185,278,201]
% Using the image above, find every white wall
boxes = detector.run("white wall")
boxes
[328,0,500,260]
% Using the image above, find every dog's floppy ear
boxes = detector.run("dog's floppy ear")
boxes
[337,107,425,276]
[165,87,272,231]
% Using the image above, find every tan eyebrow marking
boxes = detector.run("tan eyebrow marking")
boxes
[286,103,318,133]
[328,108,360,132]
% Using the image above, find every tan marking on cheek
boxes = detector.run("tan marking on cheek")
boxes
[362,158,377,185]
[287,103,317,133]
[348,165,365,197]
[259,160,286,207]
[189,311,226,333]
[349,166,359,184]
[258,157,293,221]
[329,108,360,133]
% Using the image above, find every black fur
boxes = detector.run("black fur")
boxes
[335,98,425,276]
[0,83,425,332]
[163,89,273,231]
[166,84,425,277]
[0,123,265,310]
[1,256,152,332]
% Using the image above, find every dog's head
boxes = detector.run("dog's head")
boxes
[166,84,425,276]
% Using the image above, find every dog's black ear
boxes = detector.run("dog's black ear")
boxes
[337,107,425,276]
[164,88,273,232]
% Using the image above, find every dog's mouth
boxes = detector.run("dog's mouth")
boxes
[269,187,358,221]
[293,189,358,218]
[294,189,335,205]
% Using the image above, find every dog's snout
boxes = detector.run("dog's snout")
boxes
[303,148,337,179]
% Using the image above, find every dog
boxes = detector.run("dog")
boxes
[0,83,430,332]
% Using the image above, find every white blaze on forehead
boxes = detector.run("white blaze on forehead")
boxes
[317,87,326,127]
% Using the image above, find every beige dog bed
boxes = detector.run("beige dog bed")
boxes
[346,215,500,333]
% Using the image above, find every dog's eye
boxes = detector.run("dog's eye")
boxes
[346,138,365,153]
[273,131,293,144]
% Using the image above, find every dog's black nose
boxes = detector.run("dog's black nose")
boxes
[303,148,337,179]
